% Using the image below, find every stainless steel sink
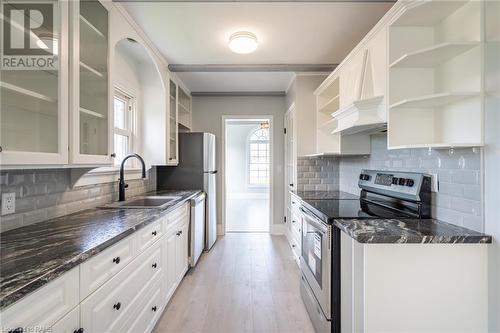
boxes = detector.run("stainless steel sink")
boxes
[104,196,181,209]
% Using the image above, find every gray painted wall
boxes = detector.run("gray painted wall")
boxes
[0,168,156,232]
[191,95,285,232]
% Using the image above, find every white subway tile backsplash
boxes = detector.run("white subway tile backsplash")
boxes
[339,134,483,232]
[296,156,339,191]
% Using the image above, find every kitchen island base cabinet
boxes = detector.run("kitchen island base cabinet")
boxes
[340,232,488,333]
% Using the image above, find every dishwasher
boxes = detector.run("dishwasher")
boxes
[189,192,206,267]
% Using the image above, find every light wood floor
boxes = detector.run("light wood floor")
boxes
[153,233,315,333]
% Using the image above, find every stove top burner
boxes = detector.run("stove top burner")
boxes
[302,198,414,220]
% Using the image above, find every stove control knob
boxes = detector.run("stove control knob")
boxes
[405,179,415,187]
[398,178,406,186]
[362,174,370,181]
[359,174,364,180]
[392,177,399,185]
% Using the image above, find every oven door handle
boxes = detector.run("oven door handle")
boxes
[300,206,328,233]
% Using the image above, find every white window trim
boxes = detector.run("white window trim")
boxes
[71,85,143,188]
[247,127,270,188]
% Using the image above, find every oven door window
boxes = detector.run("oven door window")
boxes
[302,221,323,288]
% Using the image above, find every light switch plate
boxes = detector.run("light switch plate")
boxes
[429,173,439,192]
[2,193,16,215]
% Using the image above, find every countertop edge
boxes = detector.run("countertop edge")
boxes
[0,190,202,310]
[296,193,492,245]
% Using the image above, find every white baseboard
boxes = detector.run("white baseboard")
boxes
[271,223,286,235]
[217,224,224,236]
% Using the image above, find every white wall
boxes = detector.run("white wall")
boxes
[484,2,500,330]
[192,96,286,233]
[226,122,269,195]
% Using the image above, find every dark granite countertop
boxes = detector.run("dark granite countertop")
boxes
[333,218,492,244]
[294,193,492,245]
[0,190,202,310]
[291,190,359,200]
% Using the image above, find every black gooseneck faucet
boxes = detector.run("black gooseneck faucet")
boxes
[119,153,147,202]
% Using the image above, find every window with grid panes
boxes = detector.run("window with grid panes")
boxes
[113,89,135,166]
[248,128,270,186]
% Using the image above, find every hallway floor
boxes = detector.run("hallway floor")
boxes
[226,196,270,232]
[153,233,314,333]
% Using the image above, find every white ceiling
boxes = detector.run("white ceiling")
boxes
[122,1,394,92]
[175,71,295,93]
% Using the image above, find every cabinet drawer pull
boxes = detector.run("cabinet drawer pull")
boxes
[74,329,84,333]
[152,230,157,236]
[152,262,157,268]
[111,153,116,158]
[112,257,120,264]
[152,306,157,312]
[8,328,23,333]
[113,302,121,310]
[176,231,181,236]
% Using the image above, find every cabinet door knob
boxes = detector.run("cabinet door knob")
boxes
[152,230,157,236]
[113,257,120,264]
[176,231,181,236]
[152,263,157,268]
[292,244,296,248]
[74,328,84,333]
[152,306,157,312]
[113,302,121,310]
[0,146,3,153]
[110,153,116,157]
[8,328,23,333]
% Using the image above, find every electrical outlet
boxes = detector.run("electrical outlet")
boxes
[429,173,439,192]
[2,193,16,215]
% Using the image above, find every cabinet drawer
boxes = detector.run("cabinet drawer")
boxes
[50,306,80,333]
[124,278,163,333]
[1,268,79,332]
[80,240,163,333]
[166,202,189,226]
[80,233,137,299]
[291,212,302,235]
[138,217,164,253]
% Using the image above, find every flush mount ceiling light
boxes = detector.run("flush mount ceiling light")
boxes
[228,31,258,54]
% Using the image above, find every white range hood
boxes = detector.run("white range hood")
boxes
[330,95,386,135]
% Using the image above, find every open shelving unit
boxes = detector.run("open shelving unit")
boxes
[388,0,484,149]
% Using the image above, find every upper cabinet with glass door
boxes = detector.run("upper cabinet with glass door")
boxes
[168,79,178,165]
[70,0,112,164]
[0,0,69,166]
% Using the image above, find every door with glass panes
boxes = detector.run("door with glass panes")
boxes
[70,0,112,164]
[0,0,69,165]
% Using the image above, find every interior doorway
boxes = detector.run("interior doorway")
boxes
[223,117,273,233]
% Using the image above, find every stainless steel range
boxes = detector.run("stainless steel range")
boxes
[299,170,432,333]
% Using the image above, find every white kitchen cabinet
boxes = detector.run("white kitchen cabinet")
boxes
[164,226,179,299]
[69,0,113,164]
[340,232,488,333]
[387,0,484,149]
[124,278,164,333]
[80,232,137,299]
[0,268,79,332]
[176,221,189,277]
[0,0,69,166]
[0,0,114,167]
[50,306,81,333]
[80,239,163,332]
[315,22,388,155]
[167,79,179,165]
